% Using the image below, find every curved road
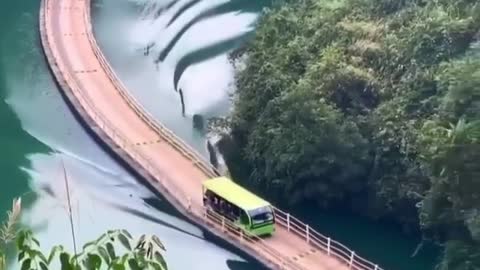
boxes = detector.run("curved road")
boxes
[39,0,378,269]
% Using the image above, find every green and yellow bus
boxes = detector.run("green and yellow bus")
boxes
[202,177,275,237]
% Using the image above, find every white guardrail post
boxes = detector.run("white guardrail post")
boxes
[286,213,290,231]
[327,237,331,255]
[374,265,379,270]
[187,196,192,212]
[349,251,355,269]
[306,225,310,243]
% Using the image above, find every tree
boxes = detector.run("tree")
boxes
[224,0,480,267]
[418,55,480,270]
[244,88,369,206]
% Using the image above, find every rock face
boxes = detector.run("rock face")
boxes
[206,140,219,169]
[205,130,230,176]
[192,114,204,130]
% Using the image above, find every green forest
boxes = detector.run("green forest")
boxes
[222,0,480,269]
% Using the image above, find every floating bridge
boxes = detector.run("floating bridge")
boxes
[39,0,383,269]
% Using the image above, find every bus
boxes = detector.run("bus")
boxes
[202,177,275,237]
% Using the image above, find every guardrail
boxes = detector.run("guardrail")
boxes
[41,0,385,269]
[41,1,304,269]
[200,208,305,270]
[82,2,221,180]
[274,208,382,270]
[81,2,384,270]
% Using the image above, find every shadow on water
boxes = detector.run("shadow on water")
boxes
[173,32,253,90]
[153,1,180,20]
[166,0,203,27]
[226,259,269,270]
[156,0,271,63]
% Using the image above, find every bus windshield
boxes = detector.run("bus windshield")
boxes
[249,206,274,225]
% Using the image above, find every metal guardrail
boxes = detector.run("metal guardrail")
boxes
[82,2,221,180]
[41,1,300,269]
[274,208,382,270]
[41,0,385,269]
[201,208,305,270]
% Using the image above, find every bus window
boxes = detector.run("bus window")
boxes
[224,202,241,221]
[240,210,250,226]
[249,206,274,225]
[204,190,220,211]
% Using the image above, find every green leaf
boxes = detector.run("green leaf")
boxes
[128,259,141,270]
[95,233,109,244]
[117,234,131,251]
[145,242,152,258]
[82,241,96,251]
[16,231,26,249]
[136,235,146,249]
[86,254,102,270]
[39,262,49,270]
[111,263,125,270]
[149,262,164,270]
[106,242,116,260]
[32,237,40,247]
[120,230,132,239]
[48,246,64,264]
[0,257,5,270]
[151,236,165,251]
[154,252,168,270]
[135,253,147,268]
[31,250,48,263]
[0,255,4,267]
[60,252,72,270]
[120,254,129,265]
[81,258,88,269]
[97,247,110,264]
[18,251,25,262]
[71,254,81,266]
[20,258,31,270]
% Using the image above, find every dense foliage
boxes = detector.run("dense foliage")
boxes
[225,0,480,268]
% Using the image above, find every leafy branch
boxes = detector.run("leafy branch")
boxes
[0,197,168,270]
[16,229,168,270]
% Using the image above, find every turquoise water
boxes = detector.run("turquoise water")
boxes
[0,0,265,269]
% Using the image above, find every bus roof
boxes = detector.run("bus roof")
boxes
[203,177,271,211]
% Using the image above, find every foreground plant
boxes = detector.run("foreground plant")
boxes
[16,229,168,270]
[0,197,168,270]
[0,198,22,270]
